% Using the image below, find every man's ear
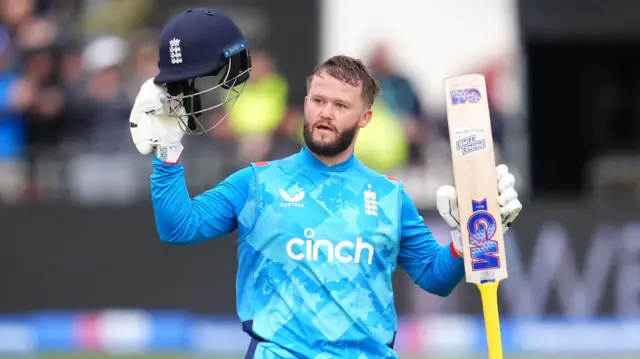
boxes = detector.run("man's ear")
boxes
[358,108,373,128]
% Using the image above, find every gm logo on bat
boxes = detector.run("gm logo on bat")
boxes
[450,88,481,105]
[467,199,501,271]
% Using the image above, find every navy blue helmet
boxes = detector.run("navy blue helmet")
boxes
[154,8,251,134]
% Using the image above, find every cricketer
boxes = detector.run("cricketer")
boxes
[128,8,523,359]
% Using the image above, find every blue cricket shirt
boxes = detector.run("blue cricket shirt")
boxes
[150,147,465,358]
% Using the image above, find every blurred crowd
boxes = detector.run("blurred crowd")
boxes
[0,0,510,206]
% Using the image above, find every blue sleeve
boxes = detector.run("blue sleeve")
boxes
[150,156,253,244]
[397,189,465,296]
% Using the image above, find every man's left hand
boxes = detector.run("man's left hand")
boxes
[436,164,523,255]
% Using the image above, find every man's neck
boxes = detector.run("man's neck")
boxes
[309,146,354,167]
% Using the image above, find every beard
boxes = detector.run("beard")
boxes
[302,120,358,157]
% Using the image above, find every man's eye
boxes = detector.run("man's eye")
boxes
[313,98,323,104]
[336,103,346,108]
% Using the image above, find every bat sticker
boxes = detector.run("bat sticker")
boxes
[450,88,482,105]
[467,199,500,271]
[456,134,486,155]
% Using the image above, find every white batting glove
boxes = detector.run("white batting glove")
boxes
[436,164,523,255]
[129,78,186,164]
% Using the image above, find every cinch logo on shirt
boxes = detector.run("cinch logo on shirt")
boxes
[285,228,374,264]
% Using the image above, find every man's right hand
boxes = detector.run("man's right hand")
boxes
[129,78,186,164]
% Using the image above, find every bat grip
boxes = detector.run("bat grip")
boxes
[477,281,504,359]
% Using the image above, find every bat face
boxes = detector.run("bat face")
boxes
[444,74,508,284]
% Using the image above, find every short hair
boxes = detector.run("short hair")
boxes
[306,55,380,108]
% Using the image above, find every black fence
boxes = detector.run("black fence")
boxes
[0,203,415,314]
[2,201,637,318]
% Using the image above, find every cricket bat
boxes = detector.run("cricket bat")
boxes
[444,74,507,359]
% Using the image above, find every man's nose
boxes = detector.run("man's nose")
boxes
[319,103,334,120]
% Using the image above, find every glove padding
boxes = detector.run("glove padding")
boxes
[129,78,186,163]
[436,164,522,255]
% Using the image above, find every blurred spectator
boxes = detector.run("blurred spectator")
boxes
[66,35,141,204]
[17,17,67,200]
[210,50,291,165]
[0,0,34,32]
[355,101,410,174]
[0,0,68,202]
[368,43,430,165]
[76,35,130,152]
[0,28,30,203]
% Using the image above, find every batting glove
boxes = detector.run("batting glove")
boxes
[129,78,186,164]
[436,164,523,255]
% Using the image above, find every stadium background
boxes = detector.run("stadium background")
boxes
[1,0,639,358]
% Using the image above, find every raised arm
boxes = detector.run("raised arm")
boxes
[151,157,254,244]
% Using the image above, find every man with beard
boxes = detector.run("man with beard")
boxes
[130,8,523,358]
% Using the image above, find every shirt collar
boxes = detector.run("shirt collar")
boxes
[299,146,357,172]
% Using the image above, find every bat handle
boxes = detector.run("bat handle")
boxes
[477,281,504,359]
